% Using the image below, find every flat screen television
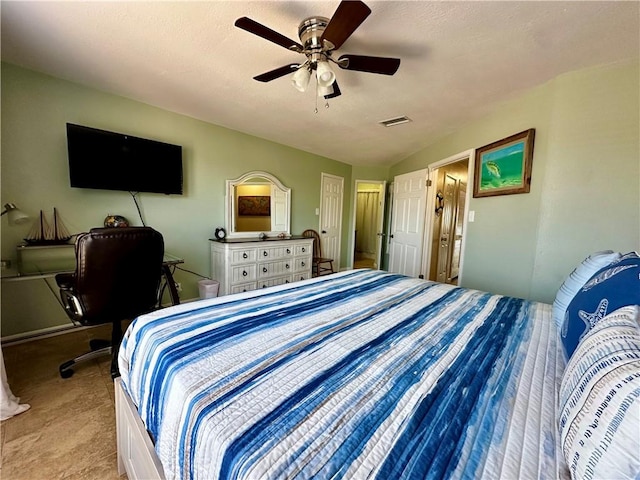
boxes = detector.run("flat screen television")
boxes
[66,123,183,195]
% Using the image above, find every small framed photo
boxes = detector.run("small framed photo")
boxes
[473,129,535,198]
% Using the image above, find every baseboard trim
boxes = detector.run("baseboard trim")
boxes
[1,298,200,346]
[1,324,88,346]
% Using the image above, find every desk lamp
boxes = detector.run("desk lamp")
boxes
[1,203,29,270]
[1,203,29,225]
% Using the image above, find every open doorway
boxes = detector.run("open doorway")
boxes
[424,151,473,286]
[352,180,386,270]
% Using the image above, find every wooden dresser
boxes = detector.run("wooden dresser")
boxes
[210,237,313,296]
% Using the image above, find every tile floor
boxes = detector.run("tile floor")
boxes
[353,256,376,269]
[1,325,126,479]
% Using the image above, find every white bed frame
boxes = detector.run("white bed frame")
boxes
[115,377,166,480]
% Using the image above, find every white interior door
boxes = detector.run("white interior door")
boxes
[388,169,428,277]
[319,173,344,271]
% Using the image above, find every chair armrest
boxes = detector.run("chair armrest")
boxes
[55,272,75,290]
[56,274,84,323]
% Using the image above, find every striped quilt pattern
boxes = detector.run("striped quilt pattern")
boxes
[119,270,568,480]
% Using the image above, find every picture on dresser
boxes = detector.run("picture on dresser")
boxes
[237,196,271,216]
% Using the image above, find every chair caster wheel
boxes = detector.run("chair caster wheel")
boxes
[59,360,75,378]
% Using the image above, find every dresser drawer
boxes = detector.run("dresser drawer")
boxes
[258,260,293,278]
[231,264,256,283]
[293,256,312,273]
[230,282,257,294]
[291,272,311,282]
[258,276,290,289]
[294,244,311,256]
[231,249,257,264]
[257,245,295,260]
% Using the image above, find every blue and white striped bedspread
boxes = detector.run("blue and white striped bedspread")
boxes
[119,270,569,480]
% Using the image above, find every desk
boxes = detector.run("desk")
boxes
[160,253,183,306]
[2,251,184,306]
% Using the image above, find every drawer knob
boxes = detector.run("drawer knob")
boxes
[262,284,267,288]
[242,270,248,277]
[263,251,268,257]
[286,264,290,269]
[286,248,291,254]
[263,267,268,273]
[302,247,306,252]
[301,261,305,267]
[285,280,290,283]
[243,252,248,259]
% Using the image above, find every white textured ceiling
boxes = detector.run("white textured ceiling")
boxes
[2,1,638,167]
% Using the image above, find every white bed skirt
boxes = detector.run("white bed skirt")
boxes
[115,377,166,480]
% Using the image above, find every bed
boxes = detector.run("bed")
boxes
[115,258,640,480]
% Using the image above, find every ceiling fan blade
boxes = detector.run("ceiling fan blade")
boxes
[321,1,371,50]
[253,64,300,82]
[235,17,303,52]
[338,54,400,75]
[324,81,342,99]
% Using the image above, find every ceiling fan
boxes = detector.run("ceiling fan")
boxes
[234,0,400,102]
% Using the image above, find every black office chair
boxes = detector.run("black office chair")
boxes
[56,227,164,379]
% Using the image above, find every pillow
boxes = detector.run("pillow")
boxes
[561,252,640,358]
[552,250,621,330]
[559,305,640,480]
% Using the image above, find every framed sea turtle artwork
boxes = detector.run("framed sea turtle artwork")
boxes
[473,129,535,198]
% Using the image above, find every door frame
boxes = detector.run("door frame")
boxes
[349,179,387,269]
[422,149,475,283]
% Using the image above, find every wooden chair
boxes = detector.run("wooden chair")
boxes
[302,229,335,277]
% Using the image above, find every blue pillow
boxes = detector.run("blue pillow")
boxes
[561,252,640,358]
[552,250,621,329]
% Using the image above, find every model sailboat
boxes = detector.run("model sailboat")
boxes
[24,208,72,245]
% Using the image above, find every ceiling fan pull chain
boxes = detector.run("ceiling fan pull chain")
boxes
[314,80,319,113]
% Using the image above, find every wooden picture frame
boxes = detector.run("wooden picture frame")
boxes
[473,129,535,198]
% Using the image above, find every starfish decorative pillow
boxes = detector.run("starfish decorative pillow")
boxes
[561,251,640,358]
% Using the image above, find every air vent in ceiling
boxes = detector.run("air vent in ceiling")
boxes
[379,116,412,127]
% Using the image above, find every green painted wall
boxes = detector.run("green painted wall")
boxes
[390,60,640,302]
[0,63,354,336]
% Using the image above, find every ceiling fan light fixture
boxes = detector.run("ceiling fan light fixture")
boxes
[317,83,334,97]
[291,66,311,92]
[316,60,336,87]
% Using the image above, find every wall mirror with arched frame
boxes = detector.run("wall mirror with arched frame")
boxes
[225,171,291,238]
